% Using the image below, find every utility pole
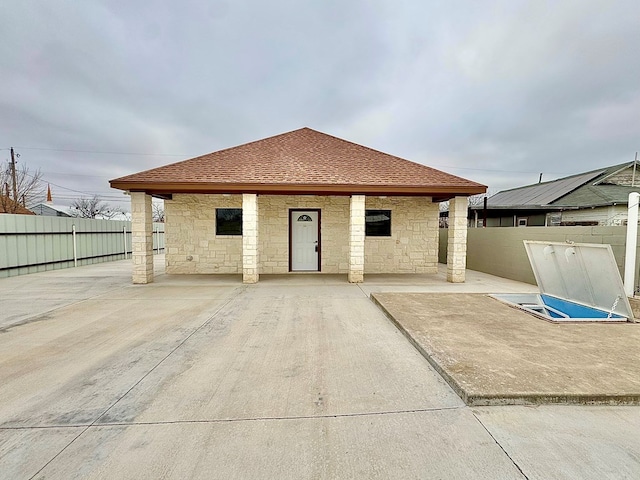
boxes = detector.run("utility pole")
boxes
[10,147,18,203]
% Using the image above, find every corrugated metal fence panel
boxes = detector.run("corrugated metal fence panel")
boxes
[0,215,165,278]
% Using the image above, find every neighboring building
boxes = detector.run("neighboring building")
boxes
[31,203,72,217]
[0,195,35,215]
[470,161,640,227]
[110,128,485,284]
[30,186,72,217]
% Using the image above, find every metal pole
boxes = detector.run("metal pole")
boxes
[482,197,487,228]
[72,225,78,267]
[10,147,18,203]
[123,226,127,259]
[624,192,639,297]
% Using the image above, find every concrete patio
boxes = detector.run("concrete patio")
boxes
[1,256,639,479]
[372,293,640,406]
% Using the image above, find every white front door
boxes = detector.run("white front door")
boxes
[291,210,319,271]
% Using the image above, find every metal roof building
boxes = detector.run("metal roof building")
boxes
[471,161,640,227]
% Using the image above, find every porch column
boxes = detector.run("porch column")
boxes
[242,193,259,284]
[131,192,154,284]
[348,195,365,283]
[447,196,468,283]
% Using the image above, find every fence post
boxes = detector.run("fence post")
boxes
[123,226,128,259]
[624,192,640,296]
[72,224,78,267]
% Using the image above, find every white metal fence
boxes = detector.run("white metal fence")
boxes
[0,215,164,278]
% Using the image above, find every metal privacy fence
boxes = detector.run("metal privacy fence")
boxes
[0,215,164,278]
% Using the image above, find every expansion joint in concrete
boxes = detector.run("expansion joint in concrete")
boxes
[472,412,530,480]
[26,286,245,480]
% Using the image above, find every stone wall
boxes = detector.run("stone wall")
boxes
[258,195,350,274]
[131,192,154,283]
[364,197,439,274]
[165,194,242,274]
[165,194,440,275]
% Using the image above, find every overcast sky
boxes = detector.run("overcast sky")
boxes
[1,0,638,209]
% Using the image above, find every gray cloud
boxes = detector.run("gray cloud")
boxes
[1,0,638,209]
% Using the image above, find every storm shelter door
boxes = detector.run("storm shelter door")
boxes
[290,210,320,271]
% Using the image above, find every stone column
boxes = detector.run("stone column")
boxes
[348,195,365,283]
[131,192,154,284]
[447,196,468,283]
[242,193,259,284]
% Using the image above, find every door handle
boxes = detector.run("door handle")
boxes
[315,245,318,252]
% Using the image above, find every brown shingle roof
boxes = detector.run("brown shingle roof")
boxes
[110,128,485,198]
[0,195,35,215]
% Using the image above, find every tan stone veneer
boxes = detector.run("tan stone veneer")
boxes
[349,195,366,282]
[447,196,468,283]
[131,192,154,283]
[364,196,440,274]
[165,194,243,274]
[164,194,441,276]
[242,193,259,283]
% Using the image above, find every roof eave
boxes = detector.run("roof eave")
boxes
[110,181,486,198]
[470,205,574,211]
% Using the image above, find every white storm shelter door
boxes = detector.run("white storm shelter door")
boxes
[291,211,319,271]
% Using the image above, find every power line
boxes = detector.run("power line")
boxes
[4,145,579,175]
[11,146,192,157]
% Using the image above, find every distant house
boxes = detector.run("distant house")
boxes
[110,127,485,284]
[31,203,72,217]
[0,195,35,215]
[471,161,640,227]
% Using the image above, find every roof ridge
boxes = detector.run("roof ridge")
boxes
[495,167,609,194]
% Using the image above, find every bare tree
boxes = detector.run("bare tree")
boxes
[152,202,165,222]
[70,195,124,219]
[439,190,497,212]
[0,160,45,213]
[468,190,497,206]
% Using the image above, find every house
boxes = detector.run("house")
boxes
[31,203,72,217]
[470,161,640,227]
[0,195,35,215]
[110,128,485,284]
[30,185,73,217]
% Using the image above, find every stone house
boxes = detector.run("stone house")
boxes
[110,128,485,284]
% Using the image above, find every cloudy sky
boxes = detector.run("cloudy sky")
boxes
[1,0,638,210]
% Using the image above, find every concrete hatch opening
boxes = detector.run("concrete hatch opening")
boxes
[491,240,635,323]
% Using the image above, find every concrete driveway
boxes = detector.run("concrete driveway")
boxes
[1,257,639,479]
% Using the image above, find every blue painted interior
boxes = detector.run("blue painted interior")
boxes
[540,294,623,319]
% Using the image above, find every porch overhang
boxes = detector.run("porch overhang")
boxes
[110,181,486,200]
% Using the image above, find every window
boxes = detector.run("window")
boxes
[216,208,242,235]
[365,210,391,236]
